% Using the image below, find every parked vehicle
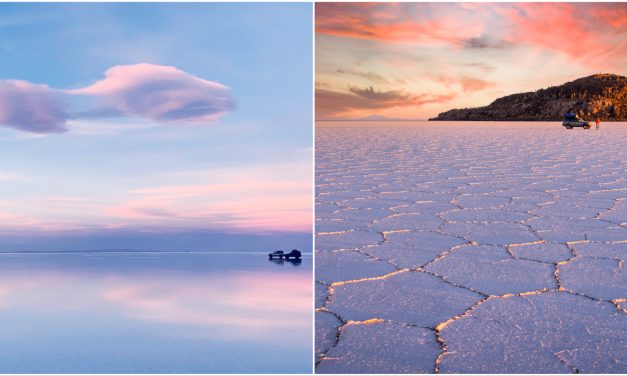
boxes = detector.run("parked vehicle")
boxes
[268,250,285,259]
[563,118,591,129]
[267,249,302,260]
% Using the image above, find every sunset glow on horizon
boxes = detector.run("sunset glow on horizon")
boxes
[316,2,627,120]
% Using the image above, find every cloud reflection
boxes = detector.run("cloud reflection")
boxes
[0,263,311,344]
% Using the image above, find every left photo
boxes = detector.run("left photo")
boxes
[0,3,313,374]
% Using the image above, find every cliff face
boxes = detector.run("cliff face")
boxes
[430,74,627,121]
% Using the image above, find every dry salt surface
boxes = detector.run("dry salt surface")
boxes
[315,121,627,374]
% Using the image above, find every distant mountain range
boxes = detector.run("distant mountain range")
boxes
[431,74,627,121]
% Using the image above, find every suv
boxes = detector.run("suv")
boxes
[268,250,285,259]
[563,118,591,129]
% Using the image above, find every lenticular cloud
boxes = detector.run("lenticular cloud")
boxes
[0,80,68,133]
[70,64,235,123]
[0,64,235,134]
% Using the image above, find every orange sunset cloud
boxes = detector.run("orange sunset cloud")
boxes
[316,2,627,120]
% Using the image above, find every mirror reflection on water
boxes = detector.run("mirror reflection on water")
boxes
[0,252,312,374]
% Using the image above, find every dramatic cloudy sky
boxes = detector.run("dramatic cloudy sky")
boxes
[316,2,627,120]
[0,3,312,249]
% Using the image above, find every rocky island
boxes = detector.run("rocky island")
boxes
[430,74,626,121]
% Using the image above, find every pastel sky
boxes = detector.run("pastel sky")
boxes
[316,2,627,120]
[0,3,312,248]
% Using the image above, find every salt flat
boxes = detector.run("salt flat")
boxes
[315,121,627,374]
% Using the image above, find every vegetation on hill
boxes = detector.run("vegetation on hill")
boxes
[431,74,627,121]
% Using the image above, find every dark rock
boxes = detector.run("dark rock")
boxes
[430,74,627,121]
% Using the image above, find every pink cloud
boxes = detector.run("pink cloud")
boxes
[0,80,68,133]
[316,3,482,44]
[316,3,627,68]
[70,63,235,123]
[498,3,627,63]
[0,204,73,233]
[0,211,18,222]
[316,86,456,119]
[102,169,312,233]
[0,163,312,234]
[435,75,495,93]
[0,64,235,134]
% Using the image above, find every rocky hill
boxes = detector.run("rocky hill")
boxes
[430,74,627,121]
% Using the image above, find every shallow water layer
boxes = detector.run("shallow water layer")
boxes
[0,252,312,374]
[315,121,626,374]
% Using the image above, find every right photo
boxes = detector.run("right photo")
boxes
[314,2,626,374]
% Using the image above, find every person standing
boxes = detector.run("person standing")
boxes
[596,117,600,130]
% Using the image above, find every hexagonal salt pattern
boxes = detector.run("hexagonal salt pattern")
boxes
[315,122,627,373]
[317,321,441,374]
[438,292,627,374]
[326,271,482,327]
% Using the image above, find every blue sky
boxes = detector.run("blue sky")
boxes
[0,3,313,250]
